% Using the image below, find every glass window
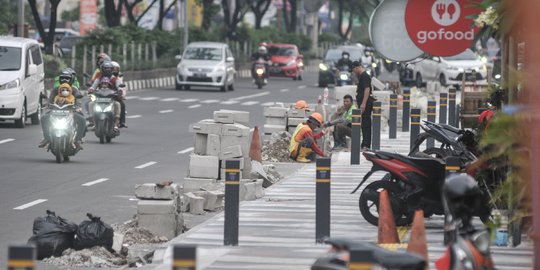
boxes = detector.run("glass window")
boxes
[268,46,297,56]
[0,46,22,71]
[445,49,478,61]
[325,48,363,62]
[31,46,43,65]
[183,47,223,61]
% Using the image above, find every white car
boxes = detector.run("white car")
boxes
[0,37,45,128]
[408,49,488,88]
[175,42,236,91]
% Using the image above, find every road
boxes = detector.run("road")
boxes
[0,69,335,264]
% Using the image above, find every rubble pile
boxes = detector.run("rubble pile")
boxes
[112,220,167,245]
[42,247,126,268]
[261,164,283,188]
[262,131,292,162]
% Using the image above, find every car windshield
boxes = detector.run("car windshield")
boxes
[445,49,478,61]
[183,47,222,61]
[325,48,363,62]
[268,46,296,56]
[0,46,21,71]
[60,37,81,48]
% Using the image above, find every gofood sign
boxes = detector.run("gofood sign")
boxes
[405,0,481,56]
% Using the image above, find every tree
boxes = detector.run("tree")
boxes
[0,0,17,34]
[28,0,61,54]
[221,0,249,40]
[332,0,381,41]
[249,0,271,29]
[61,3,79,22]
[282,0,297,32]
[104,0,124,27]
[196,0,221,30]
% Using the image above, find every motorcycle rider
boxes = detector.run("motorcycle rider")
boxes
[38,83,86,150]
[251,45,271,83]
[87,77,121,131]
[323,94,357,150]
[336,51,353,72]
[91,53,111,83]
[111,61,128,128]
[289,112,327,163]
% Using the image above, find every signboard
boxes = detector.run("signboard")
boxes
[369,0,423,62]
[405,0,481,56]
[79,0,97,35]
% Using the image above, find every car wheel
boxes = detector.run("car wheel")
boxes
[318,82,327,88]
[228,81,234,91]
[439,74,447,86]
[14,102,26,128]
[298,74,303,81]
[184,85,190,90]
[30,101,41,125]
[415,73,423,88]
[175,83,183,90]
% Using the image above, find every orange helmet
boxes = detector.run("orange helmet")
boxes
[295,100,309,110]
[309,112,323,127]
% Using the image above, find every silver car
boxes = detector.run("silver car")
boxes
[175,42,236,91]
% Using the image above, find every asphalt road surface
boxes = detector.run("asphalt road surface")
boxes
[0,69,344,263]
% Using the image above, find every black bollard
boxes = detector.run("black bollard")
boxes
[348,246,374,270]
[172,244,196,270]
[410,108,421,152]
[443,156,462,245]
[427,101,437,149]
[402,89,410,132]
[351,109,361,165]
[389,94,397,139]
[439,92,448,124]
[8,245,35,270]
[448,89,456,127]
[224,159,240,246]
[372,102,381,150]
[455,104,461,128]
[316,157,331,243]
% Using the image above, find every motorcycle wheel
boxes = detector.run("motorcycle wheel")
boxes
[54,137,63,163]
[257,83,263,89]
[359,180,412,226]
[63,155,70,162]
[99,135,105,144]
[106,136,112,143]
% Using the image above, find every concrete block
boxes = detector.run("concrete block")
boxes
[184,192,205,215]
[287,117,306,127]
[112,233,124,254]
[240,180,258,201]
[287,108,307,118]
[134,183,180,200]
[194,133,207,155]
[243,157,252,176]
[176,212,184,234]
[189,154,219,179]
[218,110,250,125]
[263,107,288,117]
[206,134,220,157]
[220,145,243,159]
[138,213,179,240]
[220,168,243,181]
[178,195,189,212]
[221,135,250,158]
[254,179,264,198]
[266,116,287,125]
[183,177,219,192]
[203,190,225,211]
[221,123,250,137]
[189,119,222,135]
[264,124,286,134]
[213,111,235,124]
[137,199,177,215]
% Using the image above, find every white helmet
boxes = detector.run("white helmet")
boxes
[258,46,267,54]
[111,61,120,72]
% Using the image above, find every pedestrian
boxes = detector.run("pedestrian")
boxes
[351,60,374,151]
[323,94,357,150]
[289,112,326,163]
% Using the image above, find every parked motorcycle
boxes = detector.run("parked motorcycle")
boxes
[253,58,268,89]
[351,150,492,227]
[46,103,81,163]
[92,87,119,144]
[335,65,352,86]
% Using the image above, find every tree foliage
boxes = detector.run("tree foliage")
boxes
[221,0,249,40]
[28,0,61,54]
[196,0,221,30]
[249,0,271,29]
[0,0,17,34]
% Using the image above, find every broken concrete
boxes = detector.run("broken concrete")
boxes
[137,200,177,215]
[189,119,223,135]
[137,213,182,240]
[194,133,208,155]
[134,183,181,200]
[189,154,219,179]
[262,131,292,162]
[206,134,220,157]
[183,177,219,193]
[220,145,243,159]
[184,192,205,215]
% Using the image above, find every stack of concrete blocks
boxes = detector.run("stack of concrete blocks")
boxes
[135,183,184,240]
[286,107,308,134]
[263,106,288,142]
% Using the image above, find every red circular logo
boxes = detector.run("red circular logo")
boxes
[405,0,481,56]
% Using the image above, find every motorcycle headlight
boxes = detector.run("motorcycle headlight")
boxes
[103,104,113,112]
[494,74,501,80]
[319,63,328,71]
[339,74,349,80]
[371,62,377,68]
[256,68,264,75]
[287,60,295,66]
[52,118,69,130]
[298,62,304,67]
[366,70,371,76]
[481,56,488,64]
[385,59,393,64]
[0,79,20,90]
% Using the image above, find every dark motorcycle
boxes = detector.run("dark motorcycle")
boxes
[351,150,491,226]
[92,88,119,144]
[253,58,267,89]
[46,104,81,163]
[335,65,352,86]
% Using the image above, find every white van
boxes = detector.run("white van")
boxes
[0,37,45,128]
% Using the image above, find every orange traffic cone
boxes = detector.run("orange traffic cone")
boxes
[407,209,429,269]
[378,189,400,244]
[249,126,262,163]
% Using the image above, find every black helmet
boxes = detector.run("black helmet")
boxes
[101,61,114,77]
[59,69,74,84]
[442,174,481,222]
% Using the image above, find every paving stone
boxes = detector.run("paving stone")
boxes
[221,123,250,137]
[217,110,250,125]
[287,108,308,118]
[189,154,219,179]
[220,135,250,158]
[184,192,205,215]
[194,133,208,155]
[137,199,177,215]
[183,177,218,192]
[220,145,243,159]
[263,107,288,117]
[189,119,222,135]
[264,124,286,134]
[206,134,220,157]
[287,117,306,127]
[265,116,287,125]
[213,111,235,124]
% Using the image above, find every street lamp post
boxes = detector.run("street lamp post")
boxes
[183,0,189,50]
[17,0,24,37]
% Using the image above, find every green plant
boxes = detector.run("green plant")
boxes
[43,54,66,79]
[318,32,339,44]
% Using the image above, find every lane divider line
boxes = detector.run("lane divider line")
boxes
[135,161,157,169]
[280,88,289,92]
[139,97,160,101]
[241,101,259,106]
[159,109,174,114]
[261,102,275,106]
[188,104,201,109]
[13,199,48,210]
[178,147,194,154]
[0,138,15,144]
[161,98,179,102]
[180,98,199,103]
[82,178,110,187]
[220,100,239,105]
[298,85,306,89]
[200,99,220,104]
[126,115,142,119]
[229,91,269,101]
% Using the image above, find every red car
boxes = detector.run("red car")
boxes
[267,43,304,80]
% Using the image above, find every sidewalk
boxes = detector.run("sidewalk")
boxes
[149,131,533,270]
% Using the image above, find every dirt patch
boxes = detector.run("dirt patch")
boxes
[42,247,126,268]
[112,219,168,245]
[262,131,293,162]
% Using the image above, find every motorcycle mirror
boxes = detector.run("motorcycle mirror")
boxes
[83,73,90,78]
[118,83,126,88]
[85,83,92,87]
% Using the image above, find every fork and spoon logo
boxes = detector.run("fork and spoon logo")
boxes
[431,0,460,26]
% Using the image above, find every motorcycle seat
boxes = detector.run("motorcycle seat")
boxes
[338,241,426,269]
[375,151,446,180]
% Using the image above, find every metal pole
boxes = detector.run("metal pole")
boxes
[17,0,24,37]
[448,88,456,127]
[351,109,362,165]
[402,89,410,132]
[224,159,240,246]
[410,109,421,152]
[455,104,461,129]
[443,156,461,245]
[316,157,331,243]
[439,93,448,125]
[183,0,189,50]
[372,101,381,150]
[389,94,397,139]
[8,245,35,270]
[427,101,436,149]
[172,244,196,270]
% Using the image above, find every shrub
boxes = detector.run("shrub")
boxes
[43,54,66,79]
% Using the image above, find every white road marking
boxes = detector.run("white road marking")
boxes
[82,178,110,187]
[261,102,275,106]
[241,101,259,106]
[298,85,306,89]
[159,109,174,114]
[161,97,179,102]
[0,138,15,144]
[200,99,220,104]
[230,91,269,101]
[125,96,140,100]
[135,161,157,169]
[126,115,142,119]
[280,88,289,92]
[178,147,194,154]
[13,199,47,210]
[180,98,199,103]
[139,97,160,101]
[220,100,239,105]
[129,198,139,201]
[188,104,201,109]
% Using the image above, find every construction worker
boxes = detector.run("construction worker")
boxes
[323,94,357,150]
[294,99,310,111]
[289,112,326,162]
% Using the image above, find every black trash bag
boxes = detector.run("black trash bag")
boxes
[74,213,114,250]
[27,210,78,259]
